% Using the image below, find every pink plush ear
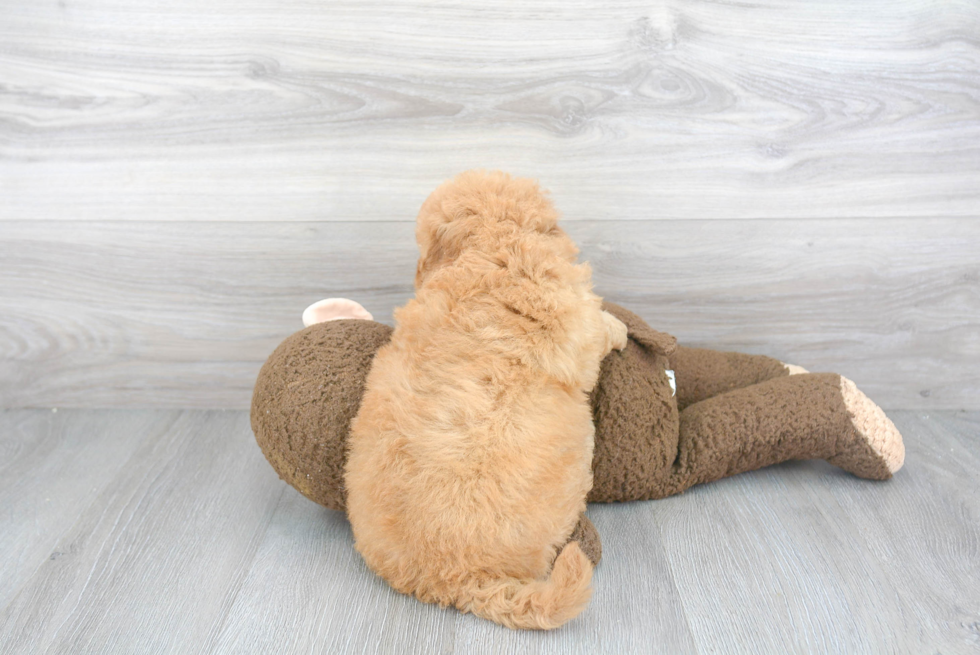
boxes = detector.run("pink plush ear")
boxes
[302,298,374,326]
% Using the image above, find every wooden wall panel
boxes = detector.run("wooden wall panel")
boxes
[1,0,978,222]
[1,218,976,409]
[2,0,978,409]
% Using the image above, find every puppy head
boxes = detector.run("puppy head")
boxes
[415,170,563,286]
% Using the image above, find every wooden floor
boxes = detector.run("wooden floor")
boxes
[1,408,977,654]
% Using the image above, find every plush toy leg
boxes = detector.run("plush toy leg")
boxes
[669,346,796,411]
[666,372,904,495]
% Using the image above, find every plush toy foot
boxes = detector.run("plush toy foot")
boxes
[828,376,905,479]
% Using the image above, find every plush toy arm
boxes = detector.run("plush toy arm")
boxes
[665,372,904,496]
[561,513,601,567]
[668,346,797,411]
[600,302,677,355]
[599,302,806,411]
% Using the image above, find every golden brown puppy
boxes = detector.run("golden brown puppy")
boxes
[345,171,627,629]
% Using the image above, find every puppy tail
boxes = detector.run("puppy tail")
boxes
[457,541,593,630]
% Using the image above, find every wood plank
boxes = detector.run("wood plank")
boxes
[206,488,465,655]
[1,409,977,652]
[929,410,980,460]
[0,410,284,654]
[654,410,980,655]
[0,221,418,409]
[420,503,698,653]
[0,410,156,607]
[577,218,980,412]
[1,1,978,222]
[2,218,977,409]
[444,503,698,653]
[815,412,980,644]
[209,489,698,654]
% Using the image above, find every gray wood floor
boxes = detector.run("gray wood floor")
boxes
[1,408,977,654]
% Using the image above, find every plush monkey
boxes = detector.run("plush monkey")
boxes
[251,298,904,568]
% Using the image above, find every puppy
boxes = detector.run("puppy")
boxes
[345,170,628,629]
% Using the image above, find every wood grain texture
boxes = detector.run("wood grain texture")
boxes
[211,491,699,655]
[0,410,284,654]
[1,409,977,654]
[0,410,154,607]
[1,0,978,222]
[2,218,977,409]
[655,410,980,655]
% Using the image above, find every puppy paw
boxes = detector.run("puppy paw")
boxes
[602,311,629,352]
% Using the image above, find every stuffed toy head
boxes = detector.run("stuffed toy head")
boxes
[252,306,391,512]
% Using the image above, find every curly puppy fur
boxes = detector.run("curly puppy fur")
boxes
[345,171,627,630]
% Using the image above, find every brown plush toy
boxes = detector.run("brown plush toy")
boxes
[251,298,905,570]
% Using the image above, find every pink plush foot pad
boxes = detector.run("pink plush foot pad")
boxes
[829,376,905,479]
[840,376,905,474]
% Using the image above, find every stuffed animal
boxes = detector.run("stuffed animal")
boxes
[251,298,905,574]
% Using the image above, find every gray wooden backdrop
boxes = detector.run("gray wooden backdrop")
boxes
[2,0,978,410]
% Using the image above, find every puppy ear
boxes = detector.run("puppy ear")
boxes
[415,195,455,287]
[414,185,475,286]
